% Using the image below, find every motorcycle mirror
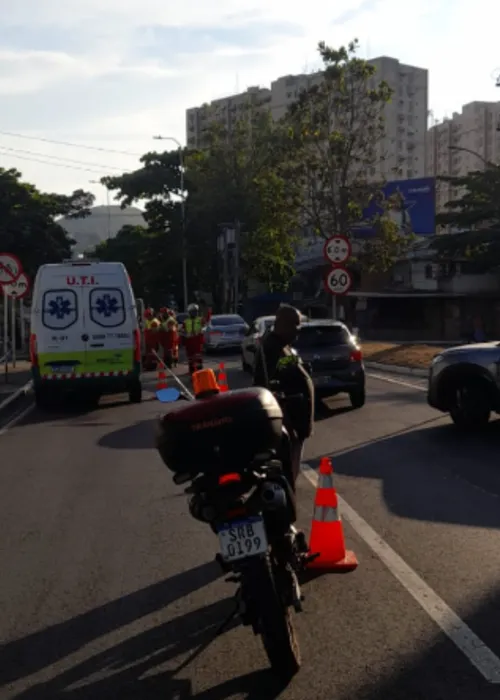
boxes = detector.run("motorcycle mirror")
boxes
[156,387,181,403]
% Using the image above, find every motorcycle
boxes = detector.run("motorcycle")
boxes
[155,385,316,680]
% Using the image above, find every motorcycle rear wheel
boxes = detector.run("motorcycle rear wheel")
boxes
[249,554,301,680]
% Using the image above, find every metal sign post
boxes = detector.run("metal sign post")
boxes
[323,235,352,320]
[10,296,16,368]
[3,295,8,382]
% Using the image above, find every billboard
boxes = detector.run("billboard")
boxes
[352,176,435,237]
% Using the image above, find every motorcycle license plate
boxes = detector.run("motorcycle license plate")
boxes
[217,516,268,562]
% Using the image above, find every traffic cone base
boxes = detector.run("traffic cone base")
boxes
[306,457,358,574]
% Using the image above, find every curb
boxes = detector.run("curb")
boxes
[0,379,33,413]
[365,361,428,379]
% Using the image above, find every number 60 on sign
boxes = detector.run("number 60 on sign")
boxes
[325,267,352,296]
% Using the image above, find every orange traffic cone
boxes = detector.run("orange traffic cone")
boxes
[156,362,168,390]
[217,362,229,393]
[307,457,358,572]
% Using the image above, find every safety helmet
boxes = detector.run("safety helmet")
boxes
[187,303,199,314]
[144,308,153,318]
[167,309,175,317]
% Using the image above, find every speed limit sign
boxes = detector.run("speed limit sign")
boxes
[323,235,351,265]
[325,267,352,295]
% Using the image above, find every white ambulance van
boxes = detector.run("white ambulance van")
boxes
[30,260,142,409]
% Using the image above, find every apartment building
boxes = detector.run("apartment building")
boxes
[426,101,500,215]
[185,86,271,149]
[185,56,428,181]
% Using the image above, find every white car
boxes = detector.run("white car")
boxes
[241,314,307,373]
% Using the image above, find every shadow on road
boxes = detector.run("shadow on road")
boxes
[0,560,223,690]
[307,417,500,528]
[341,585,500,700]
[97,419,156,450]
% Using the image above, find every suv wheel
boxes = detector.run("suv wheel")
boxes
[449,380,491,429]
[349,386,366,409]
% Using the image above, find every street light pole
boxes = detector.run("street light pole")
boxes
[89,179,112,239]
[153,135,188,311]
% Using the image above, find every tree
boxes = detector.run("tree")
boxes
[436,166,500,230]
[186,109,302,298]
[94,224,181,305]
[101,150,187,304]
[0,168,94,279]
[282,39,412,271]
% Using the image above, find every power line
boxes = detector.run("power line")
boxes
[0,149,113,174]
[0,144,126,172]
[0,129,143,157]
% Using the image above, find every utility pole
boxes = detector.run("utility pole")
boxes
[152,135,188,311]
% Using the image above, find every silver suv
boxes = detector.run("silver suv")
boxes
[427,342,500,429]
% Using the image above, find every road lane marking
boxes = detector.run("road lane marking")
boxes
[0,403,35,436]
[367,372,426,391]
[301,462,500,684]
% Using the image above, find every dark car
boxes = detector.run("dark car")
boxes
[294,320,365,408]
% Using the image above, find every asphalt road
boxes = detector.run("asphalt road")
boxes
[2,355,500,699]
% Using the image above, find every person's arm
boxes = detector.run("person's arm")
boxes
[253,338,279,388]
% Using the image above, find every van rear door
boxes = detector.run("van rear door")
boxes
[37,277,85,378]
[80,281,135,377]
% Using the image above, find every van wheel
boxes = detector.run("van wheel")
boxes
[34,387,52,411]
[129,381,142,404]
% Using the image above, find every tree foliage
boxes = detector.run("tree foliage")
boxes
[0,168,94,279]
[436,166,500,230]
[283,39,413,270]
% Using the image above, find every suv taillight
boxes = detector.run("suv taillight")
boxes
[350,349,362,362]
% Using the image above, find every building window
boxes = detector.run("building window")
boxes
[425,264,433,279]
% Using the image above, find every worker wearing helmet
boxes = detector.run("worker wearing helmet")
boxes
[180,303,205,375]
[144,307,161,362]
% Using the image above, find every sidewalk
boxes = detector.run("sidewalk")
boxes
[362,342,444,371]
[0,361,32,403]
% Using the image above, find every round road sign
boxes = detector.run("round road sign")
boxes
[2,271,30,299]
[325,267,352,296]
[0,252,23,286]
[323,235,351,265]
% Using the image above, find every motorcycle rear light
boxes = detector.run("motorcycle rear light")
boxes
[226,507,247,519]
[350,349,362,362]
[219,473,241,485]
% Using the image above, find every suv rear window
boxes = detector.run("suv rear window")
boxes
[211,315,245,326]
[295,325,350,349]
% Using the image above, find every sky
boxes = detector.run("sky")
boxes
[0,0,499,204]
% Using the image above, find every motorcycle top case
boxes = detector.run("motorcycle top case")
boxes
[157,387,283,475]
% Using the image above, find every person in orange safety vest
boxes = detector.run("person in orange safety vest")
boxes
[144,307,161,355]
[161,309,179,368]
[180,303,205,375]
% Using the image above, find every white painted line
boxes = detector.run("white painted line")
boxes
[0,379,33,412]
[367,372,426,391]
[301,463,500,683]
[0,403,35,436]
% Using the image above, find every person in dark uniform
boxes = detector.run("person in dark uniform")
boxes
[253,304,314,489]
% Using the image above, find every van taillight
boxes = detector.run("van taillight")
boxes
[133,329,141,362]
[350,349,362,362]
[29,333,38,366]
